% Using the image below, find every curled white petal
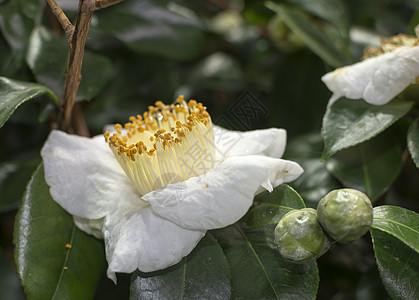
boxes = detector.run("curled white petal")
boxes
[73,216,104,239]
[104,206,205,282]
[322,46,419,105]
[143,155,303,231]
[213,125,287,161]
[41,130,140,219]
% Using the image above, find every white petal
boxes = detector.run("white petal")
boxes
[104,206,205,282]
[41,130,141,219]
[213,125,287,161]
[73,216,104,239]
[322,46,419,105]
[143,155,303,231]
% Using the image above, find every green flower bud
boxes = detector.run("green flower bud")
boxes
[317,189,373,243]
[274,208,330,263]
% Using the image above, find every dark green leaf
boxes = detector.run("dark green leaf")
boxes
[15,0,43,24]
[372,206,419,253]
[284,133,340,208]
[408,117,419,168]
[26,26,113,101]
[0,247,25,300]
[321,97,413,160]
[285,0,349,38]
[183,52,245,93]
[269,52,330,138]
[130,233,231,300]
[371,229,419,300]
[266,2,349,67]
[212,224,319,299]
[355,267,390,300]
[0,1,34,64]
[92,1,204,60]
[0,159,39,213]
[0,76,57,128]
[326,135,402,202]
[14,164,106,299]
[243,184,305,227]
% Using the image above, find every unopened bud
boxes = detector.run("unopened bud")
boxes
[274,208,330,263]
[317,189,373,243]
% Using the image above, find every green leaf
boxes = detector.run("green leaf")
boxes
[285,0,349,38]
[0,159,39,213]
[0,1,34,65]
[0,76,57,128]
[212,224,319,299]
[408,117,419,168]
[14,164,106,299]
[284,133,340,208]
[130,233,231,299]
[326,135,402,202]
[372,206,419,253]
[269,52,330,138]
[243,184,306,227]
[92,1,204,61]
[371,206,419,299]
[371,228,419,299]
[266,2,349,67]
[26,26,113,101]
[321,97,413,160]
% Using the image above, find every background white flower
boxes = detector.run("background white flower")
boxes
[41,99,303,282]
[322,34,419,106]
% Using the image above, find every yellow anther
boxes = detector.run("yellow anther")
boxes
[176,95,184,103]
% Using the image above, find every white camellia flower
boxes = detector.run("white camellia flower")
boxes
[322,33,419,105]
[41,96,303,282]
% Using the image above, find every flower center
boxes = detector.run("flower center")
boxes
[104,96,215,196]
[363,34,419,59]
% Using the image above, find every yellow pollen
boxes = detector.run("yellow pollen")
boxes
[104,96,215,196]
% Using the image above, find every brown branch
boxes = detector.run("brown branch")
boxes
[46,0,75,45]
[59,0,93,133]
[92,0,124,10]
[57,0,124,134]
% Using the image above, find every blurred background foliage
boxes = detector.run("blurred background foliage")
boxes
[0,0,418,299]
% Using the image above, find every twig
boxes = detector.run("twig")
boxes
[59,0,93,132]
[57,0,124,134]
[46,0,75,45]
[92,0,124,10]
[72,103,90,137]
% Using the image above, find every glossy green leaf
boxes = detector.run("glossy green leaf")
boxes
[408,117,419,168]
[93,1,204,61]
[0,247,25,300]
[285,0,349,38]
[14,164,106,299]
[0,159,39,213]
[326,135,402,202]
[371,229,419,300]
[284,133,340,208]
[26,26,113,101]
[212,224,319,299]
[321,98,413,160]
[266,2,349,67]
[243,184,305,227]
[372,206,419,253]
[0,76,57,128]
[130,233,231,300]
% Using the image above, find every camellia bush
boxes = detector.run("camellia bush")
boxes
[0,0,418,299]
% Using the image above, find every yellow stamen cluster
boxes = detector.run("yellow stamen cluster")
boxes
[363,34,419,59]
[104,96,215,196]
